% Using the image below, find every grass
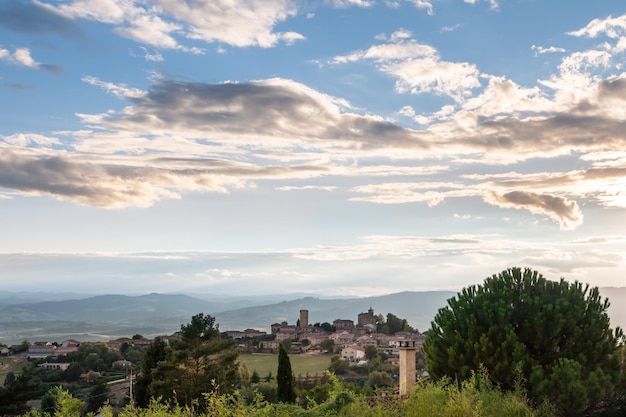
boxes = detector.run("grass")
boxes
[239,353,331,378]
[0,356,28,386]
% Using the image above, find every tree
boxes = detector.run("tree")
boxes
[64,362,83,382]
[40,386,59,414]
[376,313,415,335]
[86,381,110,413]
[320,338,335,353]
[37,386,83,417]
[0,366,38,416]
[314,322,336,333]
[328,355,349,375]
[423,267,624,416]
[3,372,15,386]
[140,314,239,410]
[134,337,167,407]
[367,370,393,388]
[385,313,415,334]
[250,370,261,384]
[280,338,292,352]
[364,345,378,361]
[240,363,251,387]
[277,343,296,403]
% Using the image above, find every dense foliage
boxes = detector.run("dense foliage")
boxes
[21,371,546,417]
[376,313,415,335]
[133,313,239,411]
[0,367,38,416]
[423,267,624,416]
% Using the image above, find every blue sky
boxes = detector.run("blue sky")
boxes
[1,0,626,296]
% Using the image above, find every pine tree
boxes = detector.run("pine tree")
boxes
[423,267,624,415]
[277,343,296,403]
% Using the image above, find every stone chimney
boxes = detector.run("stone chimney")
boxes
[398,340,416,396]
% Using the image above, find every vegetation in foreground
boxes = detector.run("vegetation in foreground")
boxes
[22,370,548,417]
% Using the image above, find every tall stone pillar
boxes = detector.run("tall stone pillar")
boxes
[399,340,416,396]
[299,309,309,327]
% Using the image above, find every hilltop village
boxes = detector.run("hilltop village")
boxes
[4,306,423,368]
[225,307,424,362]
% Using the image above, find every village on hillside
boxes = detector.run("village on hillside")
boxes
[1,306,423,372]
[226,307,424,363]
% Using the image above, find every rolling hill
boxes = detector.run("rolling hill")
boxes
[1,288,625,345]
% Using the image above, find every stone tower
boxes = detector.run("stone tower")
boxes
[299,309,309,327]
[398,340,416,396]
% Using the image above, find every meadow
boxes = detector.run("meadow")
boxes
[238,353,331,378]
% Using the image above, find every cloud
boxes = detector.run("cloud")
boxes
[463,0,499,10]
[568,14,626,39]
[350,181,472,206]
[1,66,625,226]
[484,191,583,230]
[407,0,433,15]
[280,31,306,45]
[441,24,461,33]
[531,45,566,55]
[82,76,147,99]
[81,78,428,151]
[36,0,302,49]
[1,231,624,294]
[276,185,337,191]
[331,31,482,101]
[135,47,164,62]
[567,14,626,54]
[328,0,375,8]
[0,47,62,73]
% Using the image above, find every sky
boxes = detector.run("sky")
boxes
[1,0,626,297]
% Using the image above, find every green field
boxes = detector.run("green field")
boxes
[239,353,331,378]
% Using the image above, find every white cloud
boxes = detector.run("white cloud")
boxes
[114,13,181,49]
[568,14,626,54]
[332,35,481,101]
[531,45,566,55]
[37,0,302,49]
[1,133,61,147]
[441,24,461,33]
[276,185,337,191]
[279,31,306,45]
[328,0,374,8]
[82,76,147,99]
[0,46,62,73]
[463,0,499,10]
[13,47,39,67]
[406,0,433,15]
[568,14,626,39]
[136,47,164,62]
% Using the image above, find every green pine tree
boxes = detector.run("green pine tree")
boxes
[423,267,624,416]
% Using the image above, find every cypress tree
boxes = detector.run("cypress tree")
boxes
[277,343,296,403]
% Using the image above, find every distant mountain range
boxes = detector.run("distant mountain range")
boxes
[0,291,454,333]
[1,288,625,345]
